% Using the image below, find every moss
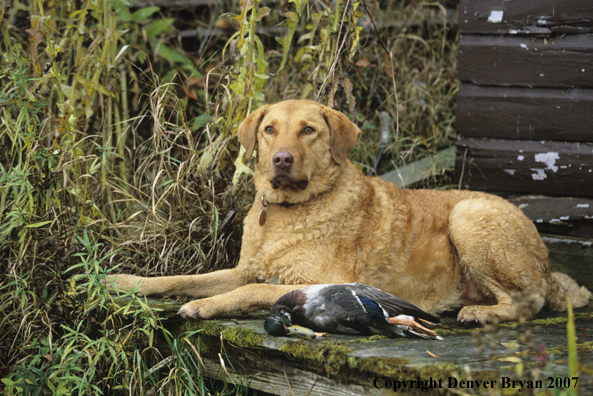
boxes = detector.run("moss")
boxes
[499,312,592,327]
[435,312,592,335]
[176,320,265,356]
[367,335,389,341]
[280,340,355,375]
[435,326,486,336]
[348,356,410,378]
[182,320,265,347]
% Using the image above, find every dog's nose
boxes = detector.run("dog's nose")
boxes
[273,151,294,169]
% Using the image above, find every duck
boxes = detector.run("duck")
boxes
[264,283,443,340]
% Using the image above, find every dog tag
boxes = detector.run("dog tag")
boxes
[258,211,267,226]
[259,195,269,226]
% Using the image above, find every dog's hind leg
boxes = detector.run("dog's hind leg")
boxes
[449,198,551,323]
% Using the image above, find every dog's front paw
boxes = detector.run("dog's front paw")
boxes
[105,274,144,294]
[178,299,219,319]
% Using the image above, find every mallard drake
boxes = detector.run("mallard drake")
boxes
[264,283,443,340]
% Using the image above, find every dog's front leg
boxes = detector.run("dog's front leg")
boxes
[178,284,308,319]
[106,268,247,299]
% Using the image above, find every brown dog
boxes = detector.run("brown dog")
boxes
[109,100,591,323]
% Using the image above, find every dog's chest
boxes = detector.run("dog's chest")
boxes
[243,204,347,282]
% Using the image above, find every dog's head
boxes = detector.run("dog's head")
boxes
[238,100,360,203]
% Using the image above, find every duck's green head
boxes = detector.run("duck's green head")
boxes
[264,312,316,340]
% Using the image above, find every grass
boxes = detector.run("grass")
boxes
[1,0,460,394]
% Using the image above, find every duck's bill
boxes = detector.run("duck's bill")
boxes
[286,325,316,340]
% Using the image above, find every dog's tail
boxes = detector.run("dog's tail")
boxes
[546,272,591,311]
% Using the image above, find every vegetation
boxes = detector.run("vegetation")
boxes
[1,0,459,393]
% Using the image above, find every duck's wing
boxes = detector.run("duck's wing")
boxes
[298,286,384,335]
[344,283,440,324]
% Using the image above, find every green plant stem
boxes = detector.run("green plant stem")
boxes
[37,0,65,104]
[117,65,130,192]
[246,0,261,97]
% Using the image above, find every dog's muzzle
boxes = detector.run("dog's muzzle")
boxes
[270,151,308,190]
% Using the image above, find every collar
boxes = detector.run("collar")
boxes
[258,195,295,226]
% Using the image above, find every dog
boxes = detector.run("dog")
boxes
[108,99,591,323]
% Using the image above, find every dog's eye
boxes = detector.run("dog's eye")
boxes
[302,126,315,135]
[264,126,275,135]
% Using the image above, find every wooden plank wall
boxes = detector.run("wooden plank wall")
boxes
[454,0,593,235]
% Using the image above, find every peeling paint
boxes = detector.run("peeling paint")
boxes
[518,203,528,209]
[504,169,516,175]
[531,169,547,180]
[536,219,543,223]
[576,204,590,208]
[541,236,593,247]
[535,152,559,172]
[517,155,524,161]
[487,10,504,23]
[520,43,529,50]
[560,216,570,220]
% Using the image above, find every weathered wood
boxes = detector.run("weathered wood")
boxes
[381,147,455,187]
[458,35,593,88]
[542,235,593,285]
[135,299,593,396]
[459,0,593,35]
[510,196,593,224]
[454,138,593,197]
[456,84,593,141]
[200,355,375,396]
[509,196,593,238]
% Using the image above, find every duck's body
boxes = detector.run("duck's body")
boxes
[264,283,442,340]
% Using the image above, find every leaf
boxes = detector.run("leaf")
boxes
[146,18,174,39]
[567,297,579,382]
[289,0,306,17]
[90,158,101,175]
[192,114,214,129]
[254,35,269,76]
[232,145,254,186]
[300,83,313,99]
[349,26,363,60]
[229,80,244,95]
[23,220,52,229]
[275,11,300,73]
[156,43,193,68]
[341,77,356,115]
[132,6,160,23]
[254,7,270,22]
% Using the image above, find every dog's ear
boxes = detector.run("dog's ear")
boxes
[238,105,269,160]
[323,107,361,165]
